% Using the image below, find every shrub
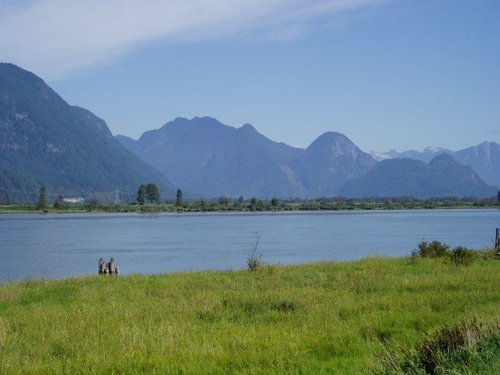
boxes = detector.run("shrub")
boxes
[415,240,449,258]
[378,319,500,374]
[449,246,477,266]
[247,231,263,271]
[477,248,497,259]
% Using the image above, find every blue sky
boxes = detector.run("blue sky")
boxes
[1,0,499,152]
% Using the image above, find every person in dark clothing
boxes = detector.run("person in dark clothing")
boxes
[98,258,106,274]
[107,257,119,275]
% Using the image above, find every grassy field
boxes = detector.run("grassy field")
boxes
[0,256,499,374]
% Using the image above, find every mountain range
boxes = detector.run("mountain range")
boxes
[1,63,498,202]
[116,118,378,198]
[341,154,496,198]
[0,63,175,203]
[370,142,500,188]
[117,117,498,199]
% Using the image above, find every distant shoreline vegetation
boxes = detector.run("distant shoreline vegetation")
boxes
[1,196,499,214]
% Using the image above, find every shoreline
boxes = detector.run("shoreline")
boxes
[2,247,497,284]
[1,201,499,214]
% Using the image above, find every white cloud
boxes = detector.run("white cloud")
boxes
[0,0,387,80]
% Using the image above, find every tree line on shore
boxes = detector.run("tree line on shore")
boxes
[17,184,500,213]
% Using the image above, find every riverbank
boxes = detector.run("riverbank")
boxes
[1,197,499,214]
[1,256,498,373]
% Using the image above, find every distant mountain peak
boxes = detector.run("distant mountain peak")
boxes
[239,123,257,133]
[479,141,493,147]
[191,116,220,123]
[314,131,348,141]
[161,117,189,129]
[289,131,377,196]
[429,153,456,165]
[159,117,224,133]
[306,131,372,164]
[475,141,497,153]
[307,131,353,151]
[0,63,62,104]
[423,146,446,153]
[0,62,38,80]
[0,62,175,202]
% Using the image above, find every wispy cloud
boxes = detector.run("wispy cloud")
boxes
[0,0,387,80]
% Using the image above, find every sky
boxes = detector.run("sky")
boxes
[1,0,499,152]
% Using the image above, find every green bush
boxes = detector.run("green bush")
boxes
[377,319,500,374]
[449,246,477,266]
[247,231,263,271]
[415,240,449,258]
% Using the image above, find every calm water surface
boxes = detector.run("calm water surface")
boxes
[0,209,498,281]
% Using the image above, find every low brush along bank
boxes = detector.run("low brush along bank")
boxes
[0,255,499,373]
[1,196,500,214]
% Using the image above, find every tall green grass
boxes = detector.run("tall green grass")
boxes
[378,318,500,374]
[1,257,499,373]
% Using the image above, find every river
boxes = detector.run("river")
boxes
[0,209,498,281]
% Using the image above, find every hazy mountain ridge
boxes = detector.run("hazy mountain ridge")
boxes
[340,154,497,198]
[0,63,175,203]
[117,118,380,198]
[370,142,500,187]
[118,118,496,199]
[118,117,308,198]
[454,142,500,187]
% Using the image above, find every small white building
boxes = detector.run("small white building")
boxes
[63,197,85,205]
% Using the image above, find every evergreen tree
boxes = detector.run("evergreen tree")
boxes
[137,184,147,205]
[37,186,48,210]
[249,197,258,210]
[54,195,64,208]
[218,196,230,205]
[146,183,160,204]
[176,189,183,206]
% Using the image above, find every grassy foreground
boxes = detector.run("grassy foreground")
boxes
[0,257,499,374]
